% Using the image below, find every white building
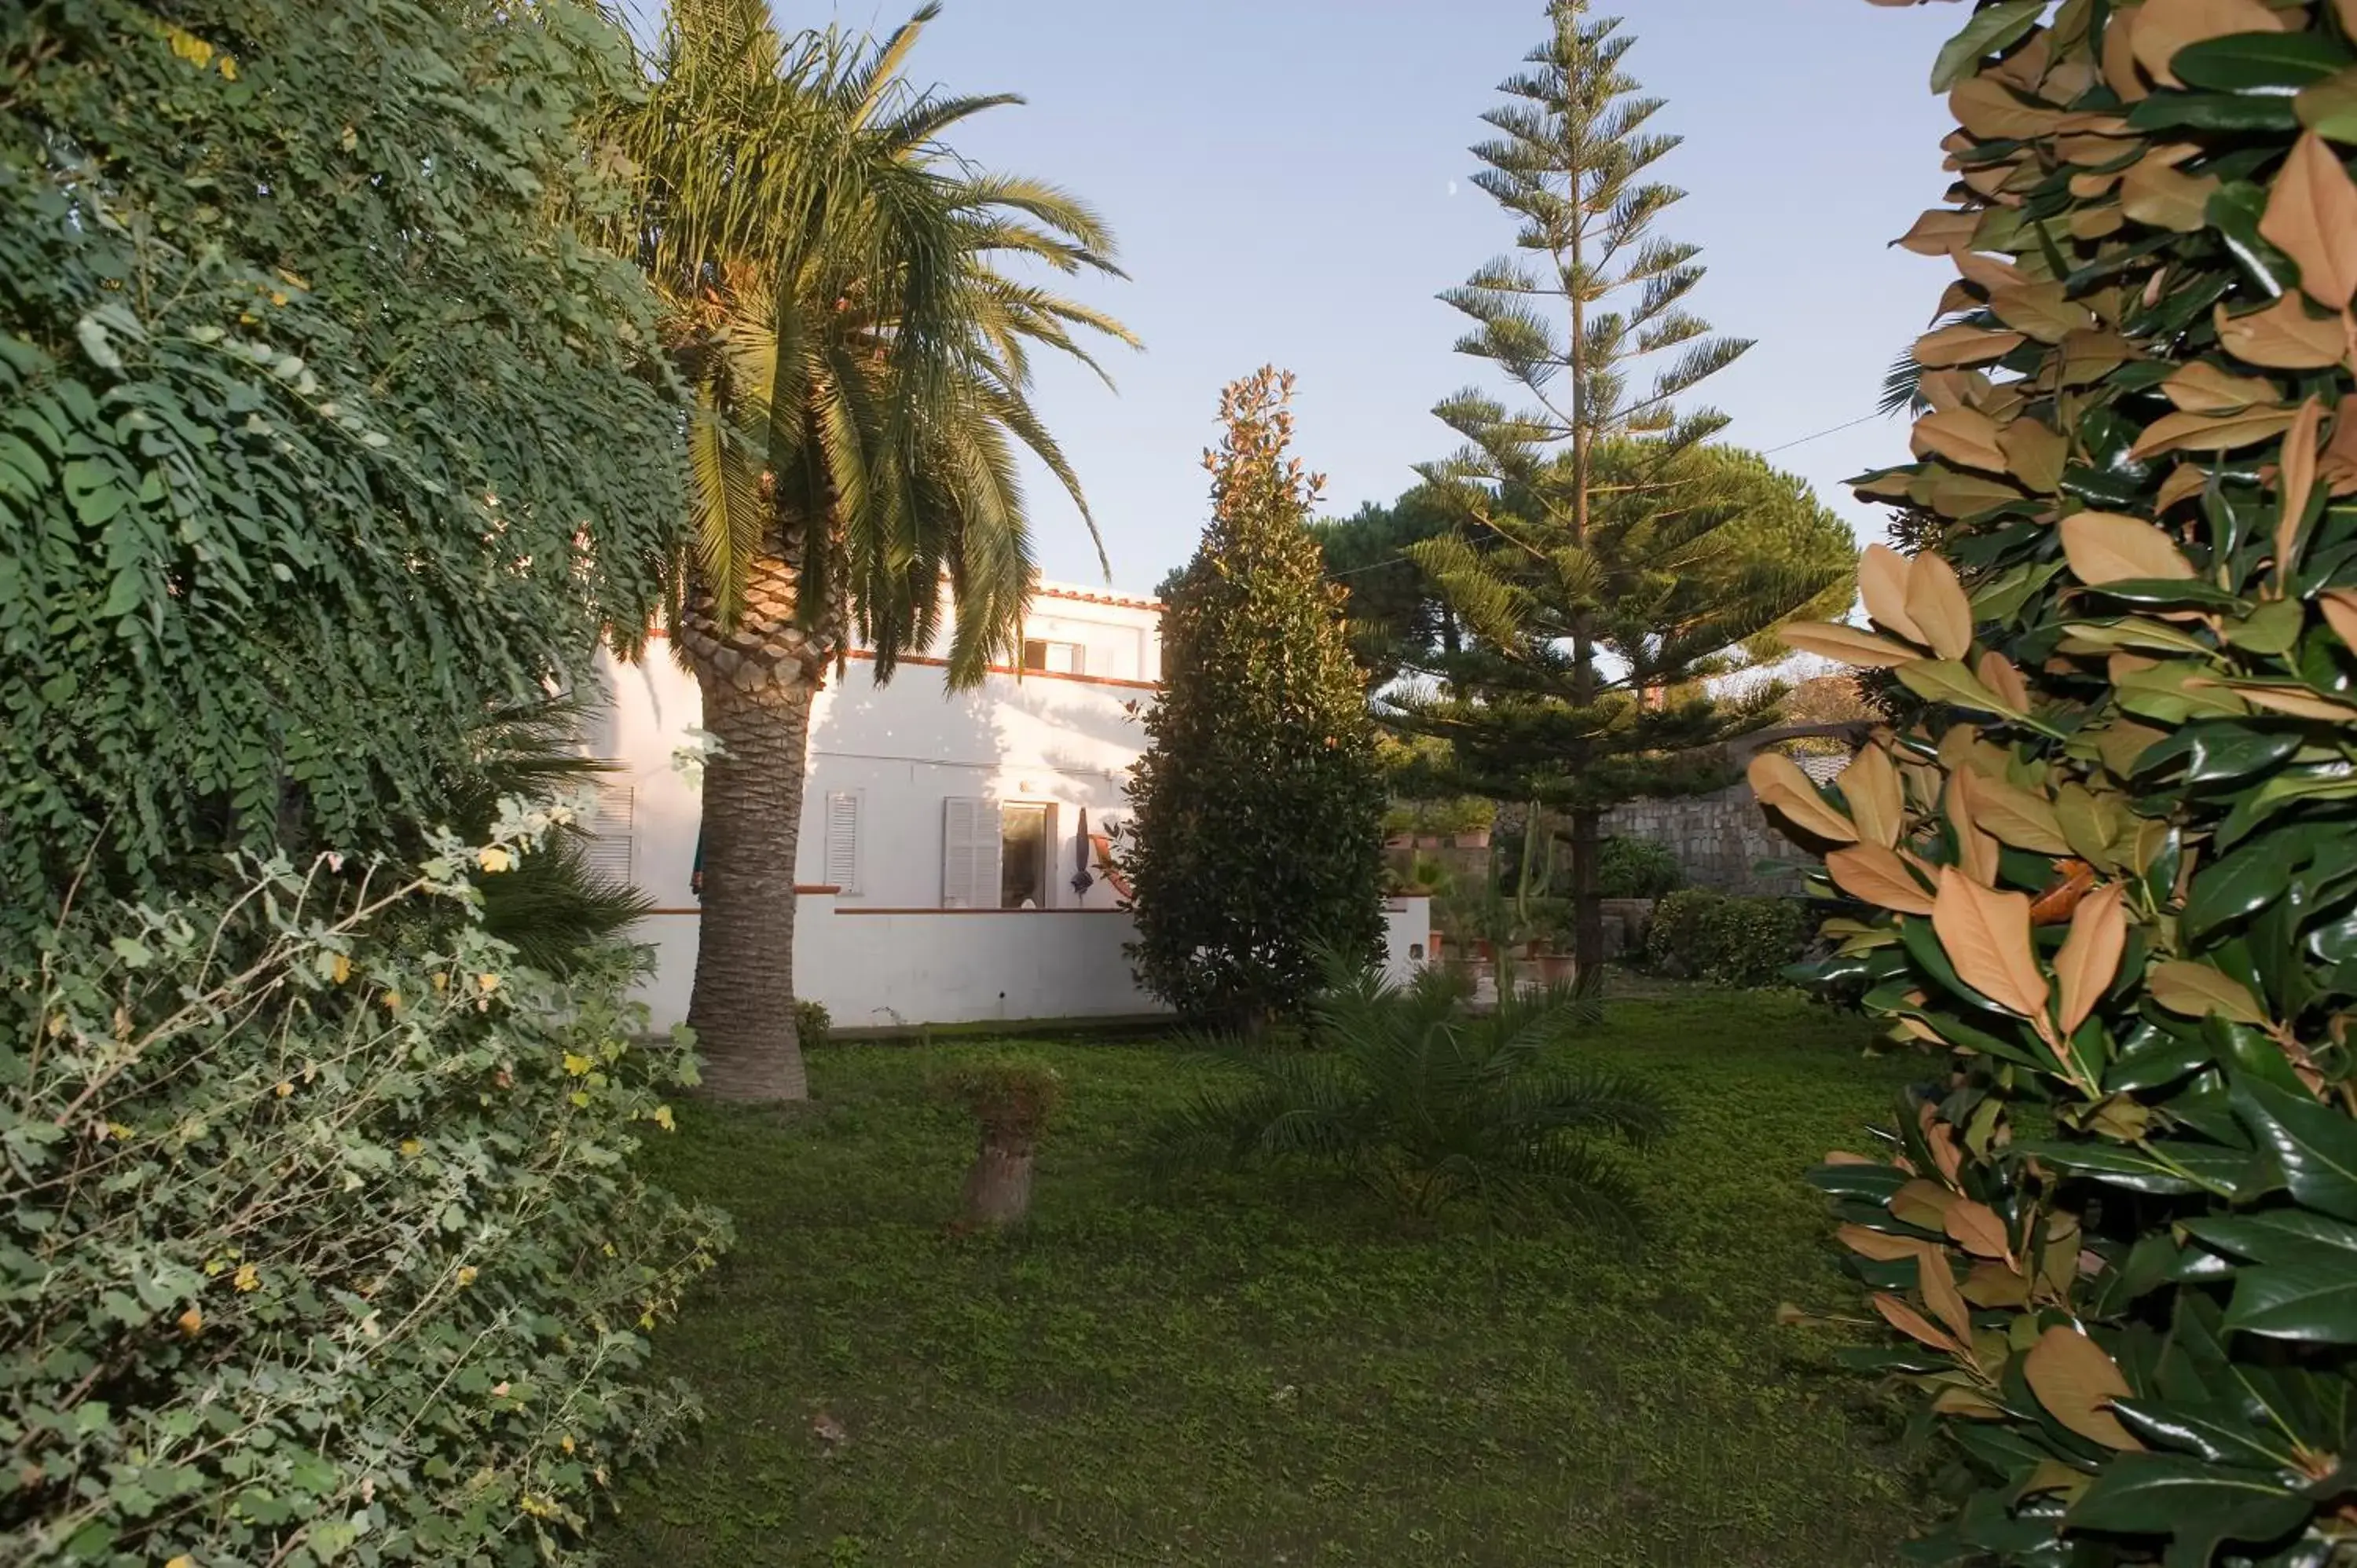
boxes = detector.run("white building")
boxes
[589,581,1428,1033]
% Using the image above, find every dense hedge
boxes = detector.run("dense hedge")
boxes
[1769,3,2357,1562]
[1645,888,1807,988]
[2,825,728,1564]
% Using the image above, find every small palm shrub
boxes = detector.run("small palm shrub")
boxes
[795,998,833,1051]
[1150,954,1671,1225]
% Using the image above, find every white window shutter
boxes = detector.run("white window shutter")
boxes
[943,798,978,907]
[584,780,634,883]
[973,800,1003,908]
[823,791,861,894]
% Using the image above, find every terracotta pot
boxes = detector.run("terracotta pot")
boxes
[1416,833,1445,850]
[1537,952,1578,984]
[1385,832,1413,848]
[1454,829,1492,848]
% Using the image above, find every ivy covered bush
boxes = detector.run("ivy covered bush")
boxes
[1769,2,2357,1560]
[2,822,728,1564]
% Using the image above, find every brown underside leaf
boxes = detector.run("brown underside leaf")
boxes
[1951,76,2066,141]
[1919,1250,1976,1346]
[2262,132,2357,310]
[2024,1326,2146,1450]
[2278,396,2326,589]
[1839,1223,1937,1262]
[2155,462,2210,513]
[2132,0,2286,86]
[2054,883,2128,1037]
[1915,322,2029,368]
[1780,621,1921,667]
[2165,361,2282,415]
[1898,208,1985,255]
[2321,587,2357,649]
[1860,543,1928,643]
[1827,844,1938,916]
[1913,407,2011,473]
[2121,155,2219,231]
[2213,295,2348,369]
[1999,419,2068,492]
[1748,752,1862,844]
[1945,771,2003,887]
[2231,683,2357,720]
[1873,1291,1966,1358]
[2060,510,2198,583]
[1838,746,1908,850]
[1933,867,2051,1020]
[1944,1199,2011,1260]
[2131,405,2299,460]
[1976,650,2033,712]
[1989,281,2098,343]
[1904,551,1977,660]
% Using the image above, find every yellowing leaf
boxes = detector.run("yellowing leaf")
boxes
[1915,323,2028,368]
[563,1053,592,1076]
[1859,544,1926,644]
[2149,959,2268,1025]
[1999,418,2068,493]
[2132,0,2286,88]
[2024,1326,2145,1450]
[477,846,515,874]
[1904,552,1976,661]
[1960,771,2073,856]
[1912,408,2010,474]
[2131,405,2299,460]
[330,952,352,985]
[2055,884,2128,1037]
[233,1262,258,1292]
[2060,510,2197,584]
[178,1306,203,1336]
[1779,621,1919,668]
[2214,295,2348,370]
[1837,746,1907,850]
[2264,131,2357,310]
[1827,844,1937,917]
[1933,867,2051,1020]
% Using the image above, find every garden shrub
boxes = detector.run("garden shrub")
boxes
[1645,889,1805,987]
[1596,834,1685,899]
[0,819,728,1565]
[1761,5,2357,1561]
[795,998,834,1052]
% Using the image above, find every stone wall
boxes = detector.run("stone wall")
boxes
[1601,782,1809,896]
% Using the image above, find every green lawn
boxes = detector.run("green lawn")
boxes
[599,991,1925,1566]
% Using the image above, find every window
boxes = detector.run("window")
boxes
[999,804,1049,909]
[823,790,862,895]
[942,798,1058,908]
[1021,638,1084,676]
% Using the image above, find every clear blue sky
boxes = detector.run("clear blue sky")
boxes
[640,2,1973,592]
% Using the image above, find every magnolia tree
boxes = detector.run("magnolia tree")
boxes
[1765,2,2357,1563]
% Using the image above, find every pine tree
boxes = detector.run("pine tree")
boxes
[1126,368,1387,1028]
[1416,0,1838,973]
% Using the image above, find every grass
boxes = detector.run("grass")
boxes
[598,989,1928,1567]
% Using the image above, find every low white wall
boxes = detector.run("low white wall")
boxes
[632,893,1435,1033]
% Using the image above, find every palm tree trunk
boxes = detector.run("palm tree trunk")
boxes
[679,551,830,1102]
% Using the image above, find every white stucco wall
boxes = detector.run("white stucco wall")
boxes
[592,582,1428,1032]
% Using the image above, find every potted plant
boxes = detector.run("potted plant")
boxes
[937,1057,1065,1232]
[1442,796,1497,849]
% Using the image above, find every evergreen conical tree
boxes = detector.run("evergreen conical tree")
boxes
[1419,0,1797,973]
[1126,368,1387,1029]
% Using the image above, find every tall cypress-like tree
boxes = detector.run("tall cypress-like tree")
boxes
[1417,0,1804,973]
[1126,368,1387,1028]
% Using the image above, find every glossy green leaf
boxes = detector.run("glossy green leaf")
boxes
[2233,1079,2357,1222]
[2171,31,2352,93]
[2011,1139,2208,1195]
[2110,1399,2296,1470]
[2184,835,2306,941]
[2128,90,2302,133]
[2065,1455,2309,1562]
[1930,0,2051,92]
[2223,1259,2357,1342]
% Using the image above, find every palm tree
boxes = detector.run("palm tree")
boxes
[606,1,1135,1099]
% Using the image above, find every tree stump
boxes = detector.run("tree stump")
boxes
[937,1057,1064,1233]
[959,1128,1039,1229]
